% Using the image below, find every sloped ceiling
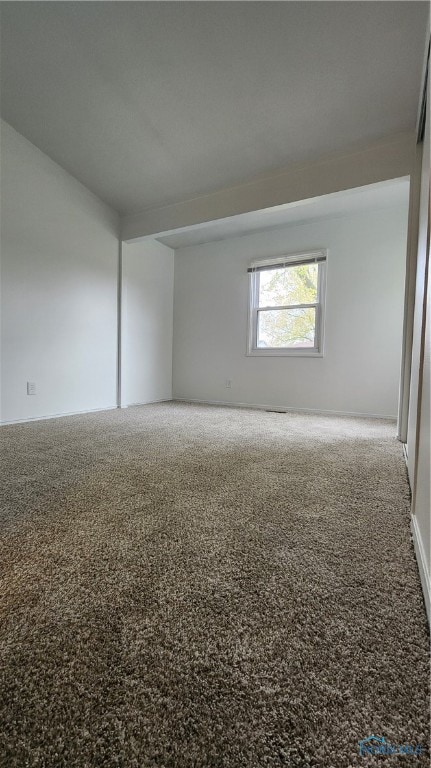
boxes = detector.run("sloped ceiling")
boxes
[0,2,427,215]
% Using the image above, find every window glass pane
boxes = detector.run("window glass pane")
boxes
[258,263,318,307]
[257,307,316,348]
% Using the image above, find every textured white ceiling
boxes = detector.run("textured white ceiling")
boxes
[156,178,410,249]
[0,2,426,215]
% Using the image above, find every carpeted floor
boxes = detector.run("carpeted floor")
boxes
[0,402,429,767]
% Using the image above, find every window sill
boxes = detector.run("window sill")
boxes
[247,348,323,358]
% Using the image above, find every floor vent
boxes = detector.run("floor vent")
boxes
[266,409,287,414]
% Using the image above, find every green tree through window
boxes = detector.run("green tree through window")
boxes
[258,263,318,347]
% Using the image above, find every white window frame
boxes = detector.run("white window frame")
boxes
[247,250,327,357]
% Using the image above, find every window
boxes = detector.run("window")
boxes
[247,250,326,356]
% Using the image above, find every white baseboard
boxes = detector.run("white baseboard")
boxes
[1,398,174,425]
[411,515,430,623]
[0,405,118,427]
[173,397,397,421]
[123,398,172,408]
[2,398,397,424]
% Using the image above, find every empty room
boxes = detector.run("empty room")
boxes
[0,2,430,766]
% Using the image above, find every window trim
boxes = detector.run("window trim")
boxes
[246,250,327,357]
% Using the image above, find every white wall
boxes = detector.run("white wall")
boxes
[173,205,408,417]
[121,240,174,407]
[0,121,120,423]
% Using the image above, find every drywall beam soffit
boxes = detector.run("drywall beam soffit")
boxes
[122,132,415,243]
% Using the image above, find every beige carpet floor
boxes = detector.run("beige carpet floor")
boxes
[0,402,429,767]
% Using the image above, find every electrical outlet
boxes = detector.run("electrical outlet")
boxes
[225,379,232,389]
[27,381,36,396]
